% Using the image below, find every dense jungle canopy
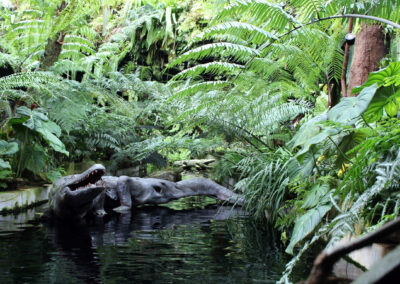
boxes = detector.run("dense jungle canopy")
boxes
[0,0,400,282]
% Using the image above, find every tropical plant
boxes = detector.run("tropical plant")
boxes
[278,62,400,282]
[164,1,400,282]
[0,139,18,188]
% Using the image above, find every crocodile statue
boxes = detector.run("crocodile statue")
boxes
[94,176,245,213]
[44,164,106,220]
[45,164,244,219]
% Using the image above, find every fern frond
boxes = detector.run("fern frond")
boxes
[202,21,278,46]
[216,0,298,31]
[171,62,244,80]
[171,81,230,100]
[168,42,259,68]
[0,72,60,92]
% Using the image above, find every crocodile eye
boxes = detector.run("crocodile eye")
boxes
[153,186,163,193]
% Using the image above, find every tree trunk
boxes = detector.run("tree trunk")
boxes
[40,1,67,70]
[41,32,66,70]
[346,24,388,96]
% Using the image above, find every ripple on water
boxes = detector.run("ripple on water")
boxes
[0,204,309,283]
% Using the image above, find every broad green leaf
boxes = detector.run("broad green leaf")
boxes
[295,126,341,161]
[328,84,378,125]
[0,158,11,169]
[352,62,400,93]
[335,129,371,166]
[8,116,28,127]
[298,146,322,178]
[45,170,62,182]
[22,109,50,131]
[0,140,18,156]
[24,144,46,175]
[384,98,398,117]
[364,88,400,121]
[285,204,332,255]
[23,116,43,130]
[37,128,69,156]
[32,110,48,122]
[302,184,330,209]
[0,169,12,179]
[288,112,328,149]
[42,120,62,136]
[15,106,31,117]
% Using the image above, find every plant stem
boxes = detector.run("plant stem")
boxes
[341,17,354,97]
[361,115,374,130]
[328,136,353,165]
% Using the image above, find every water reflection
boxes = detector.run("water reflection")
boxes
[0,204,305,283]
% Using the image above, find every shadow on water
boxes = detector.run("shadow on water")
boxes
[0,203,309,283]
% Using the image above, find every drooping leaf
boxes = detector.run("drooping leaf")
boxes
[0,158,11,169]
[352,62,400,93]
[288,112,328,149]
[15,106,32,117]
[42,120,62,137]
[295,126,341,161]
[44,169,62,182]
[21,108,49,131]
[36,127,69,156]
[328,83,378,125]
[23,116,43,130]
[7,116,28,127]
[285,204,332,255]
[0,140,18,156]
[297,146,322,177]
[24,143,46,175]
[302,184,330,209]
[364,88,400,122]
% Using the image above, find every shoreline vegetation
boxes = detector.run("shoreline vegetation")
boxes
[1,0,400,282]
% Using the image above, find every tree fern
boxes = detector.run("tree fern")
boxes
[169,81,230,100]
[214,0,298,31]
[0,72,61,100]
[168,42,259,68]
[279,146,400,283]
[171,62,244,80]
[195,21,279,46]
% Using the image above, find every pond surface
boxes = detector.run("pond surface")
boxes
[0,200,308,283]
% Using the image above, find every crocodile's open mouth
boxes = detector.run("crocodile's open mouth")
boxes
[69,168,105,191]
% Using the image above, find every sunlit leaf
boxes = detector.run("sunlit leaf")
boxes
[285,205,332,255]
[0,140,18,156]
[302,184,330,209]
[288,112,328,149]
[352,62,400,93]
[0,158,11,169]
[328,83,378,125]
[37,128,69,156]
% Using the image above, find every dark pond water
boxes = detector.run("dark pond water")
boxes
[0,200,308,283]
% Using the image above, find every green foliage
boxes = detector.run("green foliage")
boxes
[126,135,224,163]
[7,106,68,177]
[1,1,400,282]
[0,140,18,187]
[279,57,400,283]
[232,149,293,221]
[285,204,332,255]
[353,63,400,122]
